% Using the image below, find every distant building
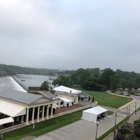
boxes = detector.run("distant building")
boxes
[53,86,91,102]
[0,70,7,77]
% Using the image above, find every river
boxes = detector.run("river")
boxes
[0,74,57,92]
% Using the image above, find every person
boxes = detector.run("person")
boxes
[92,97,94,102]
[114,129,116,136]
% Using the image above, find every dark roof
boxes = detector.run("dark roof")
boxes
[0,90,43,104]
[39,91,53,99]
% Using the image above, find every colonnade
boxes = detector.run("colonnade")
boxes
[25,104,54,125]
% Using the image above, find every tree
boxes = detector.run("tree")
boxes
[71,68,91,87]
[52,75,72,87]
[83,76,102,91]
[110,74,120,91]
[40,81,49,91]
[99,68,115,89]
[135,77,140,87]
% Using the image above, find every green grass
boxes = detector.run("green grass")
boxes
[4,111,82,140]
[108,111,114,115]
[78,88,133,108]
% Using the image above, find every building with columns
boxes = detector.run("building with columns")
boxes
[0,90,55,127]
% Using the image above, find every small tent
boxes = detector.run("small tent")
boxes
[57,97,72,107]
[82,106,108,123]
[0,117,14,125]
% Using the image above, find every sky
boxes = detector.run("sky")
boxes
[0,0,140,72]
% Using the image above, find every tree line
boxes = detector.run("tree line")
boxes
[53,68,140,91]
[0,64,59,75]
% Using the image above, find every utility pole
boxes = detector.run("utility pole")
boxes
[114,111,117,128]
[95,121,99,140]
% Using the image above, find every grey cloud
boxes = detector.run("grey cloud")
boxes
[0,0,140,72]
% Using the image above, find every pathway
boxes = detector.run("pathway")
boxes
[33,97,139,140]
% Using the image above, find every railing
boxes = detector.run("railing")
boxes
[0,123,26,133]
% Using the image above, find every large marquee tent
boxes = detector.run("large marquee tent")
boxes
[53,86,81,94]
[82,106,108,123]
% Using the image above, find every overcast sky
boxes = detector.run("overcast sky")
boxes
[0,0,140,72]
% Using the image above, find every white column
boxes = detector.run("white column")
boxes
[51,104,53,118]
[21,115,24,123]
[46,105,49,119]
[59,100,61,108]
[42,106,45,120]
[37,106,40,122]
[32,107,35,123]
[26,108,29,125]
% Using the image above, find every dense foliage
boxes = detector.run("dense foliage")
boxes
[53,68,140,91]
[52,75,72,87]
[0,64,59,75]
[1,64,140,91]
[40,81,49,91]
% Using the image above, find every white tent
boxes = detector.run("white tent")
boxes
[0,117,14,125]
[0,99,26,117]
[53,86,81,94]
[82,106,108,123]
[57,97,72,107]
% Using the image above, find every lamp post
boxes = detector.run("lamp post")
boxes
[135,102,137,114]
[95,121,99,140]
[114,111,117,128]
[126,107,127,118]
[129,105,130,116]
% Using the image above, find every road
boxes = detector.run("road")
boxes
[33,95,139,140]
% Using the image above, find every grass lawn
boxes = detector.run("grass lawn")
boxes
[4,111,82,140]
[4,89,133,140]
[78,88,133,108]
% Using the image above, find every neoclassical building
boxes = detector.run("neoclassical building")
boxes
[0,90,55,127]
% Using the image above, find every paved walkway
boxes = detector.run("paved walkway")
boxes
[33,98,139,140]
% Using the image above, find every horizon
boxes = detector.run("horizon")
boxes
[0,63,139,74]
[0,1,140,73]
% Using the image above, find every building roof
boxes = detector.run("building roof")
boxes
[53,86,81,94]
[39,91,53,99]
[0,90,43,104]
[55,97,72,103]
[54,91,76,97]
[83,106,108,115]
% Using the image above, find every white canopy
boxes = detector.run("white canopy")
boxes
[57,97,72,107]
[0,117,14,125]
[0,99,26,117]
[53,86,81,94]
[82,106,108,123]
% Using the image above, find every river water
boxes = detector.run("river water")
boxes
[0,76,26,92]
[0,74,57,92]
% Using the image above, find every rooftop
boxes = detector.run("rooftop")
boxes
[53,86,81,94]
[0,90,43,104]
